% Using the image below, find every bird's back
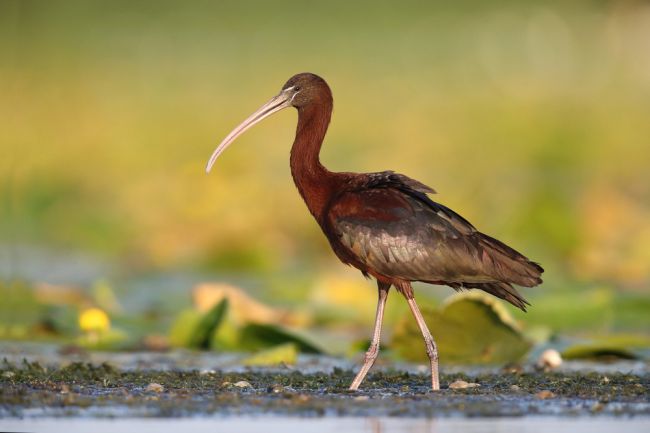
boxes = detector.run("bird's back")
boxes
[324,171,543,310]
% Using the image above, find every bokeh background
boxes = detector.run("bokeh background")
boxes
[1,0,649,362]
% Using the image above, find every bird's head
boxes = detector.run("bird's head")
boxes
[206,72,331,173]
[281,72,331,109]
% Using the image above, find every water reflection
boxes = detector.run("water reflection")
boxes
[2,418,648,433]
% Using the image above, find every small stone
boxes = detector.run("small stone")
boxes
[591,402,605,412]
[510,384,520,391]
[2,371,15,379]
[60,384,70,394]
[449,380,480,389]
[267,384,283,393]
[234,380,252,388]
[145,383,164,393]
[220,381,232,388]
[535,390,555,399]
[537,349,562,370]
[502,363,524,374]
[354,395,369,401]
[602,376,610,384]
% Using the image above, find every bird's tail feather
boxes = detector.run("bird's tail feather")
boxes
[478,232,544,288]
[464,281,530,312]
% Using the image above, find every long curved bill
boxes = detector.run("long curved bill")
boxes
[206,89,293,173]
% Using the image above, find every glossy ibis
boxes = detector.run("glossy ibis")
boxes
[206,73,543,391]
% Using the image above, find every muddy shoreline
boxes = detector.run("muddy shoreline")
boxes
[2,359,648,418]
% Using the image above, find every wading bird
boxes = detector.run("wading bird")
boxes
[206,73,543,391]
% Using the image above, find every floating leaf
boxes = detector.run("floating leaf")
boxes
[34,283,91,308]
[391,294,531,364]
[188,299,229,350]
[92,279,123,313]
[562,333,650,361]
[591,333,650,350]
[76,328,129,350]
[193,283,282,323]
[168,309,202,348]
[240,323,323,354]
[193,283,311,328]
[562,345,638,361]
[210,319,241,351]
[242,343,298,366]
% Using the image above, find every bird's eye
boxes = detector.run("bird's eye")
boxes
[294,86,301,92]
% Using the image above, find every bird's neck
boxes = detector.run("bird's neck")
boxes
[290,101,335,221]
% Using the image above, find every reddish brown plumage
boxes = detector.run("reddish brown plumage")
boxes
[207,72,544,391]
[280,73,543,310]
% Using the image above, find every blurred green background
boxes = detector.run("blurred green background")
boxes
[1,0,649,362]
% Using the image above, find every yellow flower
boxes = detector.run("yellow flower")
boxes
[79,308,110,333]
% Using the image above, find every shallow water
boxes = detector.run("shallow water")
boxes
[2,417,650,433]
[2,341,648,375]
[2,342,649,420]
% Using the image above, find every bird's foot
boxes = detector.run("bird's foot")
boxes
[431,376,440,391]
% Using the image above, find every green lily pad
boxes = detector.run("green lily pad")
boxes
[168,309,202,348]
[562,333,650,361]
[210,318,241,351]
[562,345,638,361]
[391,293,531,364]
[240,323,323,354]
[242,343,299,366]
[188,299,229,350]
[76,328,129,350]
[168,299,229,350]
[592,333,650,350]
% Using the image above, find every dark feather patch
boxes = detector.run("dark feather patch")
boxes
[324,171,543,310]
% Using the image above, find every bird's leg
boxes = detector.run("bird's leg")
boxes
[349,281,390,391]
[399,283,440,391]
